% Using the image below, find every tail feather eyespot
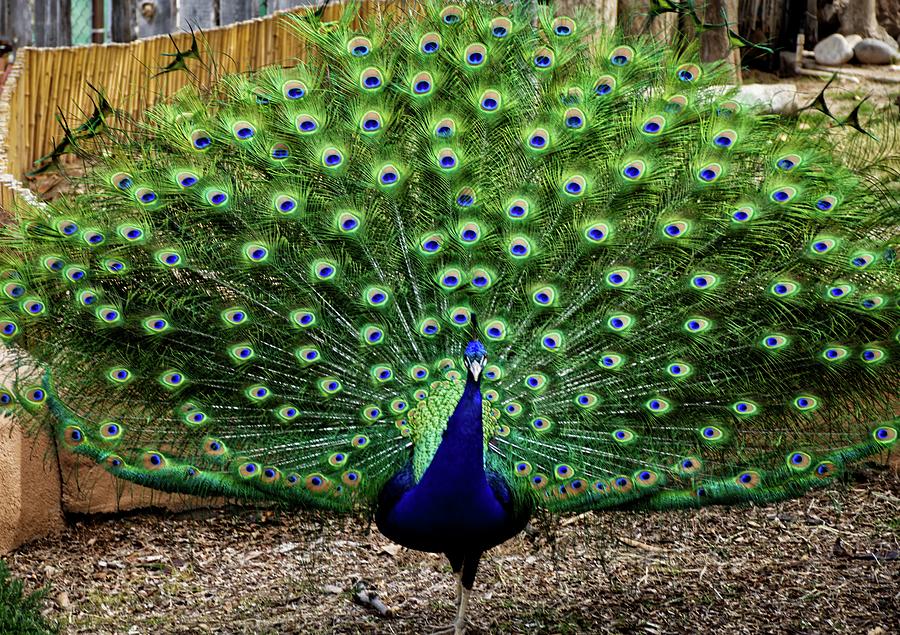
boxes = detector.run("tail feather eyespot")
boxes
[551,17,576,37]
[231,120,256,141]
[342,471,362,487]
[666,94,687,113]
[63,426,85,446]
[479,90,502,112]
[295,114,319,133]
[735,470,760,488]
[634,469,659,487]
[359,68,384,91]
[270,143,290,160]
[786,451,812,471]
[143,451,167,470]
[347,36,372,57]
[484,319,507,341]
[641,115,666,136]
[713,129,737,148]
[676,63,701,82]
[593,76,616,97]
[261,467,281,484]
[564,108,585,130]
[282,80,307,100]
[609,46,634,67]
[439,5,464,25]
[532,47,554,70]
[409,71,434,97]
[464,43,487,67]
[420,32,441,54]
[190,130,212,150]
[611,476,633,493]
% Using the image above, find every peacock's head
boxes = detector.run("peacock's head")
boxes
[464,340,487,381]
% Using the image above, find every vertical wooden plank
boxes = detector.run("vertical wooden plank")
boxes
[60,0,72,45]
[554,0,616,30]
[178,0,216,29]
[91,0,105,43]
[5,0,34,48]
[111,0,136,41]
[220,0,256,26]
[34,0,50,46]
[271,0,319,12]
[32,0,73,47]
[136,0,175,37]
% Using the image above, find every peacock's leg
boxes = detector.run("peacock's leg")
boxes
[453,586,470,635]
[430,553,463,635]
[452,551,482,635]
[448,552,464,603]
[431,551,480,635]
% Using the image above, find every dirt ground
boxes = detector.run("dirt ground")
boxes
[4,466,898,634]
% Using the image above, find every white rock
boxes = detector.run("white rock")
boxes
[844,34,862,49]
[854,38,897,64]
[814,33,854,66]
[732,83,798,114]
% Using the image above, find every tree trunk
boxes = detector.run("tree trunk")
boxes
[838,0,889,41]
[700,0,741,84]
[551,0,615,29]
[617,0,675,38]
[805,0,818,47]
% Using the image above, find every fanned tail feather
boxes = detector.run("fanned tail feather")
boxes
[1,1,897,516]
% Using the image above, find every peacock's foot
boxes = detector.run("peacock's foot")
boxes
[428,622,466,635]
[431,575,470,634]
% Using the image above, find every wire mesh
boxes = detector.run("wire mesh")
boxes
[70,0,94,45]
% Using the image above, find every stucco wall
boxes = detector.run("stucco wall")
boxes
[0,424,209,554]
[58,450,204,515]
[0,419,63,553]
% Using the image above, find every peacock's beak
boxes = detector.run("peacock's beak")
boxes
[468,357,485,381]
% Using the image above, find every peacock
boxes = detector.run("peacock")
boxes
[2,1,899,632]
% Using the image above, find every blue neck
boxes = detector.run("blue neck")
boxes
[417,371,485,489]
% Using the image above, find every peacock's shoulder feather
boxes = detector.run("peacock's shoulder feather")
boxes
[1,0,897,515]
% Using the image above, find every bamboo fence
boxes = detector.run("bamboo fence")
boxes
[0,1,381,211]
[0,0,624,213]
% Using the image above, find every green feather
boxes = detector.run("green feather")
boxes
[1,0,897,518]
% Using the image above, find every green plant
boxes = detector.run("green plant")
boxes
[0,559,57,635]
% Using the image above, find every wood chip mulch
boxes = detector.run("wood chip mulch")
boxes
[6,467,900,634]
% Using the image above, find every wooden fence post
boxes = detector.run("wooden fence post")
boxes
[1,0,35,48]
[33,0,73,47]
[220,0,258,25]
[178,0,216,29]
[137,0,176,37]
[111,0,137,41]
